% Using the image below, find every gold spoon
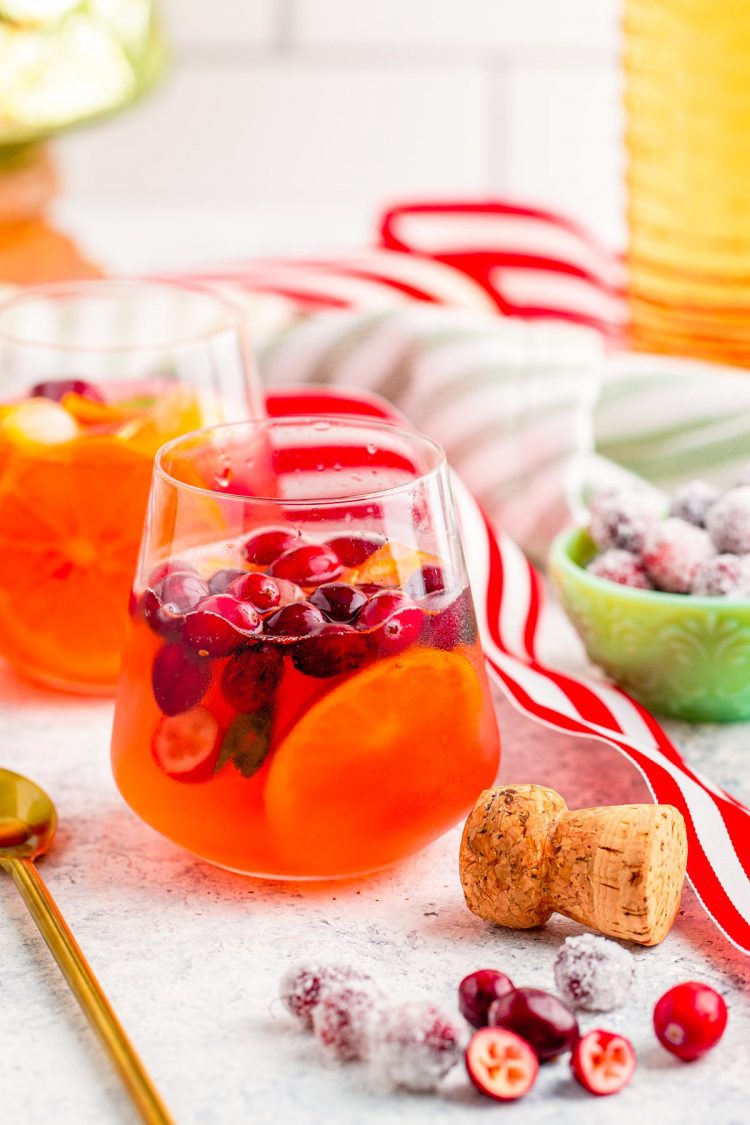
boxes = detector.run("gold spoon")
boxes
[0,768,173,1125]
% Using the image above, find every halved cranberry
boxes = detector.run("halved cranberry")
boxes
[182,595,262,656]
[571,1029,636,1096]
[270,543,342,587]
[292,623,369,678]
[228,571,282,611]
[243,527,298,566]
[421,588,477,650]
[148,558,199,586]
[459,970,516,1029]
[221,645,284,711]
[30,378,105,403]
[357,590,423,656]
[309,582,367,622]
[325,534,383,567]
[465,1027,539,1102]
[489,988,579,1062]
[152,644,210,716]
[264,601,325,639]
[207,567,247,594]
[143,573,210,639]
[151,707,221,782]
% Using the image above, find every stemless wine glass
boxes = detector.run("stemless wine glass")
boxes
[111,416,501,879]
[0,280,260,693]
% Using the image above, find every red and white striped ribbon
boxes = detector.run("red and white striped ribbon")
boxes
[266,386,750,955]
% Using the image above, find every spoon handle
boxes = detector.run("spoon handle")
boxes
[4,857,174,1125]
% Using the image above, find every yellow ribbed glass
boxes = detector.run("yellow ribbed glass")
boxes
[624,0,750,365]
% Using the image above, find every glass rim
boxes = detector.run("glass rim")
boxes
[154,414,448,508]
[0,277,247,354]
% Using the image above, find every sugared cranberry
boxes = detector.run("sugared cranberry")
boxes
[587,549,653,589]
[148,559,199,586]
[368,1002,464,1092]
[182,595,262,656]
[642,518,715,593]
[420,589,477,650]
[553,934,634,1012]
[707,486,750,554]
[221,645,283,712]
[465,1028,539,1102]
[309,582,367,622]
[30,377,105,403]
[228,570,282,611]
[312,979,384,1062]
[243,527,298,566]
[489,988,579,1062]
[143,573,210,639]
[270,543,342,587]
[357,590,423,656]
[264,601,325,639]
[325,534,382,568]
[571,1030,636,1096]
[292,623,368,678]
[670,480,719,528]
[589,490,661,553]
[207,567,246,594]
[458,969,515,1029]
[653,981,728,1061]
[280,964,372,1029]
[691,553,750,597]
[152,643,210,716]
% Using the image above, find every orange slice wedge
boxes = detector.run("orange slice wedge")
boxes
[264,647,498,874]
[341,541,439,588]
[60,392,145,428]
[0,435,153,688]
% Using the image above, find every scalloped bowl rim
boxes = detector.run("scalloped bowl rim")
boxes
[551,527,750,612]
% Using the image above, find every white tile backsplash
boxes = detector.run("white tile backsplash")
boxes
[55,0,624,250]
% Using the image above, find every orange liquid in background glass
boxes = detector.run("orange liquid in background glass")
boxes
[111,537,501,877]
[0,384,228,691]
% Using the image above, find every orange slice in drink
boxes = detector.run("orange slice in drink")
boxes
[60,392,145,428]
[264,647,498,874]
[341,541,439,588]
[0,435,153,688]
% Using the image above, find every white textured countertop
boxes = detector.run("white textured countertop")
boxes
[1,630,748,1125]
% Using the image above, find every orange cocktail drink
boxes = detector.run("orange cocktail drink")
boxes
[111,417,501,878]
[0,281,256,692]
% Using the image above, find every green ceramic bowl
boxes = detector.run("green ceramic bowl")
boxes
[550,528,750,722]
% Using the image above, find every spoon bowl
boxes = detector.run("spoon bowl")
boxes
[0,768,56,860]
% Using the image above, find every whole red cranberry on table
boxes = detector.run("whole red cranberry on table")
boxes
[489,987,579,1061]
[570,1029,636,1096]
[458,969,515,1028]
[653,981,728,1061]
[465,1027,538,1102]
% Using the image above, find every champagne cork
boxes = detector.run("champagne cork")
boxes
[460,784,688,946]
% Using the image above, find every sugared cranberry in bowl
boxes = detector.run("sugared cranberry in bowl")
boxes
[653,981,728,1061]
[488,987,579,1061]
[458,969,515,1028]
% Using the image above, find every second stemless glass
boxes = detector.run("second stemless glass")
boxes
[111,417,501,879]
[0,280,260,693]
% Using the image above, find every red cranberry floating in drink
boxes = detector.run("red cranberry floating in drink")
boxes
[292,623,369,678]
[280,964,373,1029]
[207,567,247,595]
[489,987,579,1061]
[264,601,325,639]
[653,981,728,1061]
[30,377,105,404]
[148,558,199,586]
[221,645,284,712]
[309,582,367,622]
[357,590,423,656]
[151,707,221,782]
[228,570,282,611]
[458,969,515,1028]
[465,1027,539,1102]
[151,643,210,716]
[325,534,382,568]
[270,543,342,587]
[143,573,210,640]
[182,595,262,656]
[243,527,298,566]
[571,1029,636,1095]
